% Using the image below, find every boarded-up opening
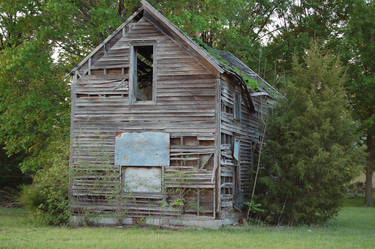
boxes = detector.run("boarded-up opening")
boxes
[133,45,154,101]
[115,132,170,166]
[123,167,161,193]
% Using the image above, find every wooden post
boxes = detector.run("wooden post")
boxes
[215,78,222,217]
[197,189,200,216]
[68,72,78,219]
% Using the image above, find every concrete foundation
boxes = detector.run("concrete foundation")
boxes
[70,215,237,229]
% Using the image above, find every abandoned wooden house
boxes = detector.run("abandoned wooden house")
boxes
[69,0,280,228]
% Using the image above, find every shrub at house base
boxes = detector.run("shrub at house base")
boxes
[20,137,69,226]
[254,44,365,225]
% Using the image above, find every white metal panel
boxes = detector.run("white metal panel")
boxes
[123,167,162,193]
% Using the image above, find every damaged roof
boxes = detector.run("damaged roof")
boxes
[196,42,281,98]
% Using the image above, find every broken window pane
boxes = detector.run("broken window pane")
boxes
[133,45,153,101]
[234,93,241,120]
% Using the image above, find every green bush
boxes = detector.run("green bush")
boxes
[20,136,69,225]
[253,44,365,225]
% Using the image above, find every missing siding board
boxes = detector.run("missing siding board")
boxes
[107,68,123,75]
[199,154,213,170]
[91,69,105,75]
[183,136,198,146]
[221,133,233,145]
[91,68,128,75]
[199,140,214,146]
[77,93,127,98]
[221,103,233,114]
[170,137,182,146]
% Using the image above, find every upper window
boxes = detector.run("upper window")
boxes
[131,44,155,103]
[234,92,241,120]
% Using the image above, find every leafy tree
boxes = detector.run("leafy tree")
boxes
[151,0,289,74]
[0,41,69,174]
[339,0,375,206]
[255,44,365,225]
[262,0,351,87]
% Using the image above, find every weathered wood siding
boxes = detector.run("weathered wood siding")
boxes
[219,76,264,215]
[70,16,218,218]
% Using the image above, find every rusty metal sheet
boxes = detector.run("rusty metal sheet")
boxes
[115,132,170,166]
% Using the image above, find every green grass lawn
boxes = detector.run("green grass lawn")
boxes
[0,200,374,249]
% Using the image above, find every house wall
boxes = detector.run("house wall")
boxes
[70,16,219,220]
[219,76,265,220]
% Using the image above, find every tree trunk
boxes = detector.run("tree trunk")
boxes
[118,0,125,21]
[365,133,373,206]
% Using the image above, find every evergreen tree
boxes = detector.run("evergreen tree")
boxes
[255,44,365,225]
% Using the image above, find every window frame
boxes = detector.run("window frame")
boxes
[234,92,241,120]
[129,40,157,105]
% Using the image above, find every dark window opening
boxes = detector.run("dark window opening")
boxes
[133,45,153,101]
[234,93,241,120]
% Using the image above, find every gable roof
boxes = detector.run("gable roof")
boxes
[70,0,280,101]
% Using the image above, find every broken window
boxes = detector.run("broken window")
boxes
[234,92,241,120]
[233,138,240,161]
[132,45,154,102]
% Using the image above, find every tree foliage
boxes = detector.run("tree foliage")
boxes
[255,44,365,225]
[340,0,375,205]
[0,42,69,174]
